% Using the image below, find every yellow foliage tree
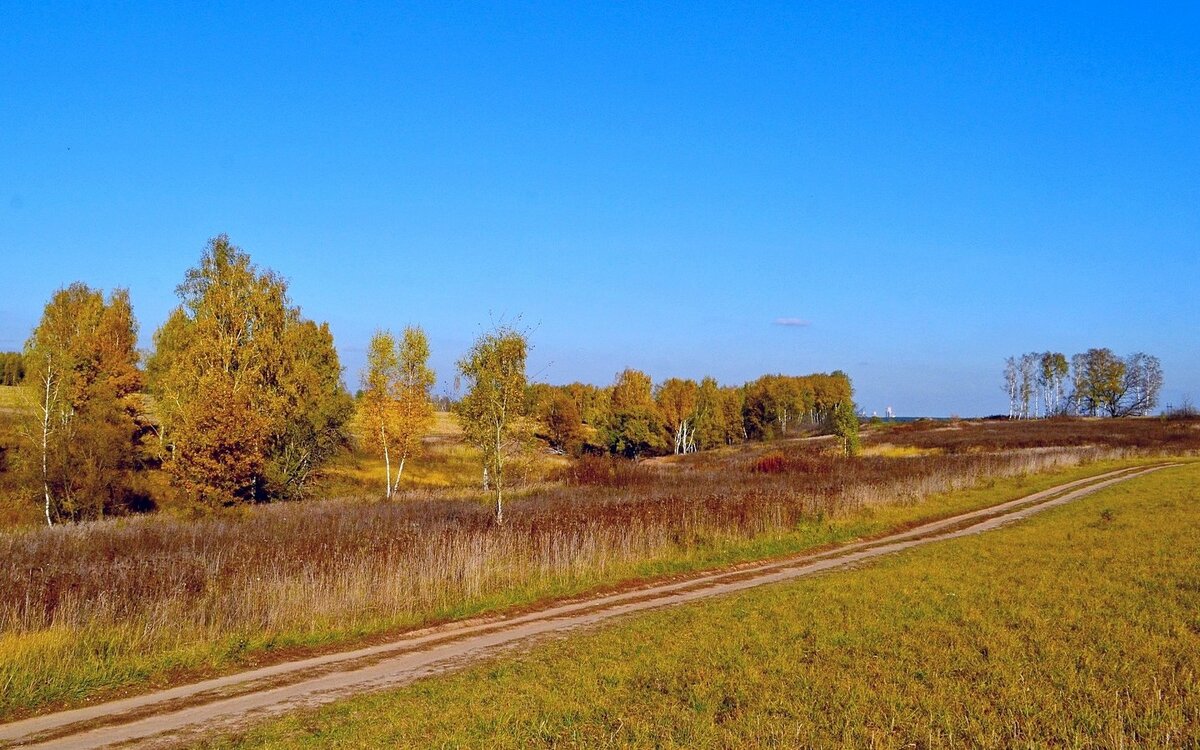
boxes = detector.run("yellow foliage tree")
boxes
[454,326,527,523]
[147,235,351,509]
[22,284,142,524]
[360,327,435,498]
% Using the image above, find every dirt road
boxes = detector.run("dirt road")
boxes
[0,464,1169,749]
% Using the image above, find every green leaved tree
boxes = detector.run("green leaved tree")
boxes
[455,325,528,523]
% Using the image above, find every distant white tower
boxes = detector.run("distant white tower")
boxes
[886,406,895,421]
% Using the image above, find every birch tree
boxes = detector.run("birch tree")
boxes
[1039,352,1069,416]
[22,284,142,524]
[830,399,861,457]
[454,326,527,523]
[1003,357,1019,419]
[359,327,435,498]
[655,377,699,454]
[1019,353,1038,418]
[146,235,351,508]
[1121,353,1163,416]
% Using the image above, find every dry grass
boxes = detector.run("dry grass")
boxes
[2,418,1198,717]
[871,415,1200,452]
[318,411,567,494]
[0,385,22,411]
[207,463,1200,749]
[0,447,1140,718]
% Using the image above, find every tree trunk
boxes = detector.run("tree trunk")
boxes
[40,368,54,527]
[494,421,504,524]
[391,453,406,497]
[381,426,392,499]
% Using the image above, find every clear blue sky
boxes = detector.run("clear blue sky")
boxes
[2,2,1197,415]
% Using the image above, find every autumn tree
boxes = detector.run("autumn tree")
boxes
[563,382,606,426]
[22,284,142,524]
[455,325,528,523]
[655,377,699,454]
[829,399,861,457]
[544,392,584,455]
[359,327,435,498]
[270,319,354,496]
[1038,352,1069,416]
[1070,348,1126,417]
[146,235,351,509]
[691,376,727,451]
[602,368,665,458]
[0,352,25,385]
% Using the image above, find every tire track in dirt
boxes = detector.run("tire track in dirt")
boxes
[0,463,1172,749]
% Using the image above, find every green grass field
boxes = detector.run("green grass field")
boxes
[207,462,1200,749]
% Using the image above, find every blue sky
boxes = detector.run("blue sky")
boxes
[2,2,1197,415]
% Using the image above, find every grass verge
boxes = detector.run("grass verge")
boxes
[208,462,1200,749]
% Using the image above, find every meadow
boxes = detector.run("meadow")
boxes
[204,461,1200,749]
[2,416,1199,720]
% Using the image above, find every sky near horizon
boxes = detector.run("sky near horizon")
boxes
[2,3,1197,416]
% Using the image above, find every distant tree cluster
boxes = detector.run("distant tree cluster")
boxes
[526,370,856,459]
[0,352,25,386]
[1003,349,1163,418]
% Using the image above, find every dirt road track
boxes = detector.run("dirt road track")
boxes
[0,464,1171,749]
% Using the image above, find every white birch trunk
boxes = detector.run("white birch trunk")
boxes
[391,453,406,497]
[381,425,392,499]
[41,371,54,527]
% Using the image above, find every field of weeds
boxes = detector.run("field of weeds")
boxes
[1,418,1198,719]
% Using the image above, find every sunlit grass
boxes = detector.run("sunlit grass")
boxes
[209,462,1200,749]
[860,442,942,458]
[0,451,1162,719]
[321,411,567,493]
[0,385,22,410]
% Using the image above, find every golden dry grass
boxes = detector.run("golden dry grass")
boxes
[320,411,567,494]
[0,446,1146,718]
[207,463,1200,749]
[0,385,24,411]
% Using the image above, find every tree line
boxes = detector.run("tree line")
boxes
[524,370,854,459]
[1003,349,1163,419]
[10,235,858,526]
[0,352,25,386]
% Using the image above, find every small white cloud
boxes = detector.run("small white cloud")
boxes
[773,317,811,328]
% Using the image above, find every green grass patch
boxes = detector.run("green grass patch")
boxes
[209,462,1200,749]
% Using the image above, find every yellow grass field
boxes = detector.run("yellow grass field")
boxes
[0,385,23,411]
[319,411,568,496]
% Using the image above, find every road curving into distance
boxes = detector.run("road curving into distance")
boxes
[0,463,1174,749]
